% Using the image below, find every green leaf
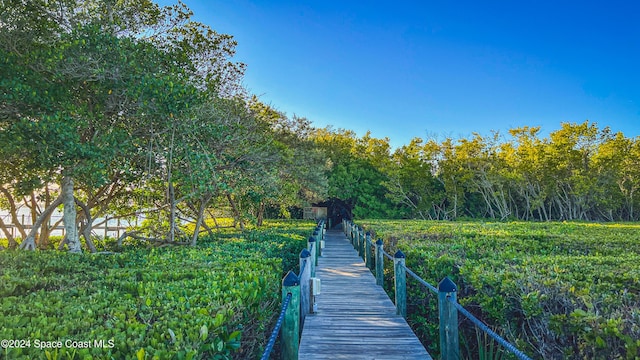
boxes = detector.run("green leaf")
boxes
[199,324,208,340]
[136,348,145,360]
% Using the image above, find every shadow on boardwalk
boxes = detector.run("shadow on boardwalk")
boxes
[298,230,432,359]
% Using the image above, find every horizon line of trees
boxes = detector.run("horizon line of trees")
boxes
[317,121,640,223]
[2,1,638,254]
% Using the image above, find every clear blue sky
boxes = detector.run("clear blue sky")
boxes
[160,0,640,148]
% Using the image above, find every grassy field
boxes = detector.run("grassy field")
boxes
[359,220,640,360]
[0,220,315,360]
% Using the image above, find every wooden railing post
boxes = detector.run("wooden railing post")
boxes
[312,229,320,263]
[438,277,459,360]
[307,236,316,278]
[365,232,373,269]
[352,225,358,251]
[358,227,365,258]
[375,239,384,287]
[299,249,312,322]
[393,250,407,318]
[351,223,356,248]
[317,224,325,257]
[353,223,357,248]
[282,271,300,360]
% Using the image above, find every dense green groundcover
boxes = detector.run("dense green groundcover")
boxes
[359,220,640,360]
[0,220,314,360]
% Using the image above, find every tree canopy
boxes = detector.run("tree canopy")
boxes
[1,1,638,253]
[0,0,326,250]
[310,121,640,222]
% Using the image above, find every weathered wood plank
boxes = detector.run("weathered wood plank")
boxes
[298,229,432,360]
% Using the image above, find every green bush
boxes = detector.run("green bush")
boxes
[0,220,315,359]
[361,220,640,360]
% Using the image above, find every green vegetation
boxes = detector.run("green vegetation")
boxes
[360,219,640,359]
[0,0,327,251]
[317,123,640,223]
[3,2,638,360]
[2,1,639,253]
[0,220,314,359]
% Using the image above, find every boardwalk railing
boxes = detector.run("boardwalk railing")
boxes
[343,220,533,360]
[260,220,325,360]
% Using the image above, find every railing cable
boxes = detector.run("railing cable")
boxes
[448,298,532,360]
[359,223,531,360]
[260,292,293,360]
[404,265,438,294]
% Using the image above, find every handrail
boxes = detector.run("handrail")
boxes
[260,292,292,360]
[449,298,532,360]
[344,219,532,360]
[382,251,394,261]
[259,219,325,360]
[403,262,531,360]
[404,264,438,294]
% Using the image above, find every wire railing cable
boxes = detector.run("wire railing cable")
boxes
[382,249,394,261]
[448,298,532,360]
[404,265,438,294]
[260,292,293,360]
[368,229,531,360]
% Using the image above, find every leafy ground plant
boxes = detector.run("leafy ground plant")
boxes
[0,220,315,359]
[360,220,640,360]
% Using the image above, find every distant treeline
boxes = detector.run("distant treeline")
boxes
[315,121,640,222]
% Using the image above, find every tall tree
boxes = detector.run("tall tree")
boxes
[385,138,445,219]
[0,0,242,250]
[313,128,397,218]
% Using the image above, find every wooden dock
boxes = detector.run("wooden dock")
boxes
[298,229,432,359]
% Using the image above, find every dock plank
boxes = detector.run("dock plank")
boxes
[298,229,432,359]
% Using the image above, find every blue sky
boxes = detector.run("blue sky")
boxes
[161,0,640,148]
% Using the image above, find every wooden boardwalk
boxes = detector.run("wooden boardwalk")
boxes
[298,229,432,359]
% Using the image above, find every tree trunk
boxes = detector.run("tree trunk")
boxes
[28,191,40,246]
[191,194,211,246]
[19,194,64,250]
[37,188,53,249]
[226,193,244,230]
[256,201,265,227]
[168,181,176,243]
[200,218,216,237]
[0,216,17,249]
[62,176,82,253]
[0,186,27,239]
[75,198,97,253]
[206,209,221,229]
[39,217,51,249]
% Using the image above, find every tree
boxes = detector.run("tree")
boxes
[313,128,397,219]
[385,138,445,219]
[592,132,640,220]
[506,126,550,220]
[0,0,243,250]
[245,101,327,225]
